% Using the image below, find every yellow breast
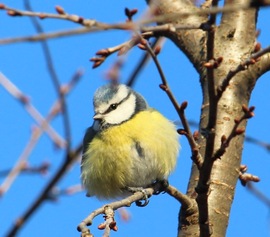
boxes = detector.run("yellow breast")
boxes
[81,109,179,199]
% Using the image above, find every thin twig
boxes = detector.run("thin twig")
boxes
[77,183,186,236]
[5,143,83,237]
[1,2,268,28]
[143,40,203,169]
[1,4,98,26]
[187,119,270,153]
[90,36,145,68]
[0,69,83,196]
[0,162,50,177]
[245,136,270,152]
[0,22,205,46]
[0,72,66,147]
[0,27,96,45]
[126,37,161,87]
[1,2,269,45]
[247,183,270,207]
[77,187,156,236]
[24,0,72,151]
[213,104,255,160]
[141,23,204,33]
[217,45,270,98]
[0,128,45,196]
[196,1,218,235]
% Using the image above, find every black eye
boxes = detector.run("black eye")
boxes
[110,104,118,110]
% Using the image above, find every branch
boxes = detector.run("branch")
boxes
[142,39,203,169]
[0,127,47,196]
[77,185,158,237]
[197,104,255,191]
[126,37,161,87]
[5,144,83,237]
[77,184,190,237]
[213,104,255,160]
[177,103,204,169]
[24,0,72,151]
[188,119,270,153]
[217,45,270,98]
[1,1,258,26]
[165,185,197,214]
[204,0,218,130]
[0,27,98,45]
[1,4,99,26]
[0,161,50,177]
[1,2,269,45]
[44,184,83,201]
[90,33,153,68]
[247,182,270,208]
[245,136,270,152]
[0,72,66,148]
[0,69,83,196]
[2,1,268,26]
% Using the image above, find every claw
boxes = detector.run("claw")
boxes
[125,187,150,207]
[136,198,149,207]
[153,179,169,195]
[136,188,149,207]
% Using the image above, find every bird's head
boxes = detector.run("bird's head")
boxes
[92,84,148,131]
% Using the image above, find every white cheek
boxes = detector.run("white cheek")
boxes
[95,85,129,114]
[105,94,136,125]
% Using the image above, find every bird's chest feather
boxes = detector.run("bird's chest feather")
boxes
[85,114,157,182]
[90,122,144,169]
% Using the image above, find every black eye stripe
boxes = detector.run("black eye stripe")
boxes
[103,91,132,115]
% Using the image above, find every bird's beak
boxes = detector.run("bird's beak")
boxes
[93,113,102,120]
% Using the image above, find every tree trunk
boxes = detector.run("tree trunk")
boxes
[146,0,262,236]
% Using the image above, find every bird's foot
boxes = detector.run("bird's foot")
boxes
[152,179,169,195]
[125,187,150,207]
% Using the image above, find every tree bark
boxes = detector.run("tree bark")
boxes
[146,0,264,236]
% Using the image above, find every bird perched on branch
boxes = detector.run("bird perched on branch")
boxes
[81,83,180,200]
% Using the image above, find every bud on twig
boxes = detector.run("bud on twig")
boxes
[159,84,168,91]
[7,10,21,16]
[55,5,65,15]
[96,49,110,56]
[254,42,261,53]
[39,13,46,19]
[177,129,187,135]
[154,45,161,55]
[109,221,118,231]
[235,128,245,135]
[240,164,248,173]
[125,8,138,21]
[98,223,106,230]
[221,135,227,144]
[242,104,249,113]
[180,101,188,110]
[193,130,199,141]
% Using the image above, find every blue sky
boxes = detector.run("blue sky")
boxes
[1,1,270,237]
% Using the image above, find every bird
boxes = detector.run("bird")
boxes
[81,83,180,200]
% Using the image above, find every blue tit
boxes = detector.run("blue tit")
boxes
[81,84,180,199]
